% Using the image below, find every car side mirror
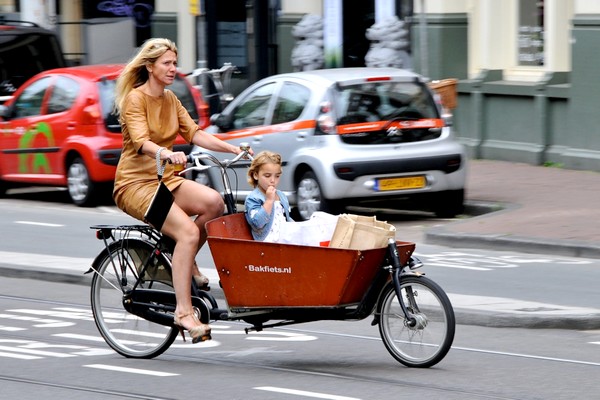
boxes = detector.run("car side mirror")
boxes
[0,104,11,120]
[211,113,233,131]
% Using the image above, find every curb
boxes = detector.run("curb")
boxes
[426,201,600,259]
[453,309,600,330]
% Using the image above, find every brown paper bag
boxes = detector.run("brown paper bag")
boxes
[329,213,396,250]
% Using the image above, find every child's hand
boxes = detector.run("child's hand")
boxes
[265,185,277,201]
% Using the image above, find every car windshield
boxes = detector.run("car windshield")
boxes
[335,81,438,123]
[97,75,200,133]
[333,81,442,145]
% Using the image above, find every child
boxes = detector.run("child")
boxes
[245,151,293,242]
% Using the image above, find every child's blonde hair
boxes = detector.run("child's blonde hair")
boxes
[247,151,282,187]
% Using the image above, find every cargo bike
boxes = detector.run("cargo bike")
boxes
[88,149,455,368]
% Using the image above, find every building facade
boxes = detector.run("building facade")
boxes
[3,0,599,172]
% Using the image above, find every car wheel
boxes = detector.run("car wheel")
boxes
[295,171,342,221]
[67,157,96,207]
[433,189,465,218]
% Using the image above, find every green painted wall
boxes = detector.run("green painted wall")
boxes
[412,13,468,80]
[564,15,600,170]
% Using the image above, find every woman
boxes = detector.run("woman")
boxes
[113,38,246,343]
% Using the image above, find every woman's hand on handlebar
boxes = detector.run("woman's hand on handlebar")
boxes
[165,151,188,166]
[232,143,253,158]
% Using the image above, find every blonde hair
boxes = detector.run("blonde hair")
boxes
[114,38,178,113]
[247,151,282,187]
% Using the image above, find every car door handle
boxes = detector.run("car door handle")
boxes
[67,122,76,130]
[252,135,263,144]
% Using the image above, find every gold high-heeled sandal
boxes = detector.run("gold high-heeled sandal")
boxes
[193,263,210,289]
[193,273,209,288]
[173,308,211,343]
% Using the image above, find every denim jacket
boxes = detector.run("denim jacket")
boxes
[244,188,292,241]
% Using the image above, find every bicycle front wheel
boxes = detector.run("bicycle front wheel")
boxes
[378,275,455,368]
[90,238,178,359]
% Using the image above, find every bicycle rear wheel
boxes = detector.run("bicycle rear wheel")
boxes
[90,238,178,359]
[378,276,455,368]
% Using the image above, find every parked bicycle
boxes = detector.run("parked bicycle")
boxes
[186,63,238,113]
[87,146,455,367]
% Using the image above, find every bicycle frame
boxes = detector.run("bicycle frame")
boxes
[180,145,252,214]
[88,147,454,366]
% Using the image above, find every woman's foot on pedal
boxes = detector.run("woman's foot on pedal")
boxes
[173,308,211,343]
[193,263,210,290]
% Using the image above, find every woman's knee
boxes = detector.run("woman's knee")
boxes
[202,190,225,217]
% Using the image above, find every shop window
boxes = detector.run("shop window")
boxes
[518,0,544,66]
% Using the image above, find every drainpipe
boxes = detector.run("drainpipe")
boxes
[419,0,428,78]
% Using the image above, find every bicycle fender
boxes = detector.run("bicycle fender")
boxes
[86,238,164,274]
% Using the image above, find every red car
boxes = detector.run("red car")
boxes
[0,64,209,206]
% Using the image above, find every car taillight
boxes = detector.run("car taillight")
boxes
[82,104,101,125]
[317,101,336,134]
[366,76,391,82]
[317,114,336,134]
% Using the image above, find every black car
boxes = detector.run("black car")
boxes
[0,19,66,101]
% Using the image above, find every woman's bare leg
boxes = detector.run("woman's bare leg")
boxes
[158,181,224,322]
[173,180,224,284]
[160,204,199,320]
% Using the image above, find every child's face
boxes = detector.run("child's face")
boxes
[254,162,282,193]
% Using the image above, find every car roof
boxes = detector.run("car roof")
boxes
[271,67,423,85]
[0,20,58,39]
[36,64,125,81]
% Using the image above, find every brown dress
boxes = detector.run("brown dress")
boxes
[113,88,198,222]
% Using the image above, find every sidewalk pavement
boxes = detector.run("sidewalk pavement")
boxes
[425,159,600,330]
[2,159,600,330]
[426,159,600,259]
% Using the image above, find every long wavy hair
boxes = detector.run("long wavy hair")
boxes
[114,38,178,113]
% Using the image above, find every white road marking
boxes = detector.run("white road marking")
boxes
[0,325,25,331]
[15,220,64,227]
[255,386,361,400]
[0,251,92,272]
[0,344,76,358]
[0,351,41,360]
[84,364,178,376]
[54,333,113,342]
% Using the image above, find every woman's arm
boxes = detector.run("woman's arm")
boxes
[191,130,241,154]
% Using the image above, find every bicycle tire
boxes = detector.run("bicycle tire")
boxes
[377,275,455,368]
[90,238,179,359]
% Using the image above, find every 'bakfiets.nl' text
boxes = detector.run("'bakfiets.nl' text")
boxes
[246,265,292,274]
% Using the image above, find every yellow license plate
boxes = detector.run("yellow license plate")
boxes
[375,176,426,191]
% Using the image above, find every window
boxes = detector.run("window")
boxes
[169,76,199,121]
[232,83,276,129]
[271,82,310,124]
[47,76,79,114]
[12,76,51,118]
[518,0,544,66]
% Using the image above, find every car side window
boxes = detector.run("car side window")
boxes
[271,82,310,125]
[47,76,79,114]
[232,82,276,129]
[169,76,199,121]
[12,76,52,118]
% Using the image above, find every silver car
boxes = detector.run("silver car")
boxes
[192,67,466,220]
